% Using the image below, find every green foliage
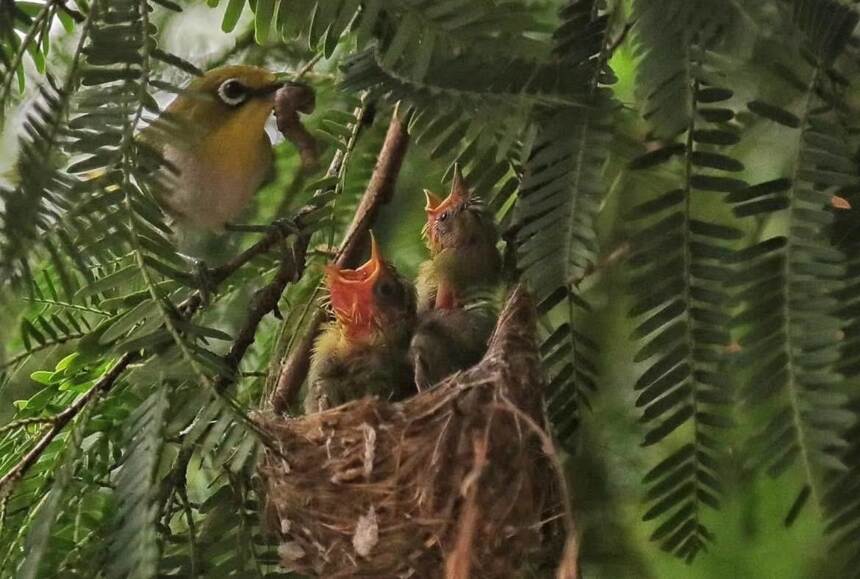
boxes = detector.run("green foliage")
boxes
[0,0,83,116]
[17,400,90,579]
[107,387,167,579]
[518,0,612,445]
[628,55,743,563]
[1,0,860,577]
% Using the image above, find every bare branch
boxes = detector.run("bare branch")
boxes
[214,247,306,393]
[270,103,410,414]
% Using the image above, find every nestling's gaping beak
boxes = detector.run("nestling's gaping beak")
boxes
[424,190,442,212]
[325,233,385,333]
[425,163,470,219]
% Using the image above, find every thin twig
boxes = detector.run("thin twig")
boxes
[1,333,87,370]
[178,483,198,579]
[572,240,630,290]
[23,297,112,316]
[295,53,323,79]
[177,202,312,318]
[270,103,411,414]
[214,248,305,393]
[606,20,634,57]
[272,169,308,221]
[0,417,56,435]
[158,445,194,516]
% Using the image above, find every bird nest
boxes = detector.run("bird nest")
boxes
[256,287,576,578]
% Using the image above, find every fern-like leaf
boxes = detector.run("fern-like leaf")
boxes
[633,0,747,139]
[516,0,613,447]
[730,0,859,565]
[107,386,168,579]
[0,0,94,285]
[0,0,75,115]
[628,25,745,559]
[17,404,92,579]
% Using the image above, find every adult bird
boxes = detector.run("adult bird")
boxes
[410,167,502,391]
[304,234,417,414]
[139,65,287,234]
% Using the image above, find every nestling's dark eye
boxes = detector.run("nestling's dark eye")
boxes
[375,278,398,300]
[438,211,449,223]
[217,79,248,107]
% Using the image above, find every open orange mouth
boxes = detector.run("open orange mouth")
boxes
[423,165,469,248]
[326,234,385,336]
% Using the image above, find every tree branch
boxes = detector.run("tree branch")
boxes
[213,245,306,393]
[270,103,410,414]
[0,352,135,497]
[0,215,315,495]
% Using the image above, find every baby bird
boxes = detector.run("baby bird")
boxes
[410,167,502,390]
[304,235,417,414]
[416,166,502,310]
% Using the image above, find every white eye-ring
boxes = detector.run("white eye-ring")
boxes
[217,78,248,106]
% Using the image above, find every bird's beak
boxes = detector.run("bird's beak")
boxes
[325,232,385,332]
[449,163,470,205]
[369,232,383,268]
[425,165,469,218]
[351,232,384,280]
[424,190,442,212]
[251,73,303,98]
[255,82,285,97]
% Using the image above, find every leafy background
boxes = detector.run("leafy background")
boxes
[1,0,860,577]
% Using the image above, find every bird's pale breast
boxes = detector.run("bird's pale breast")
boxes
[161,100,274,231]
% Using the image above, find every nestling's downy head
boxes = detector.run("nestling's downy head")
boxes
[423,165,498,255]
[325,234,416,341]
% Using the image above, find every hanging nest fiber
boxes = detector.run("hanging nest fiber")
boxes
[257,286,576,578]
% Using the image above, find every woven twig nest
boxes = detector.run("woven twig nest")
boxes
[257,287,573,578]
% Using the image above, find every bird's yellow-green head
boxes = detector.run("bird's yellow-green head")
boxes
[159,65,284,140]
[325,234,416,342]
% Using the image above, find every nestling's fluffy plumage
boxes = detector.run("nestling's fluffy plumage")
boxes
[417,167,501,311]
[305,236,417,413]
[410,167,502,390]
